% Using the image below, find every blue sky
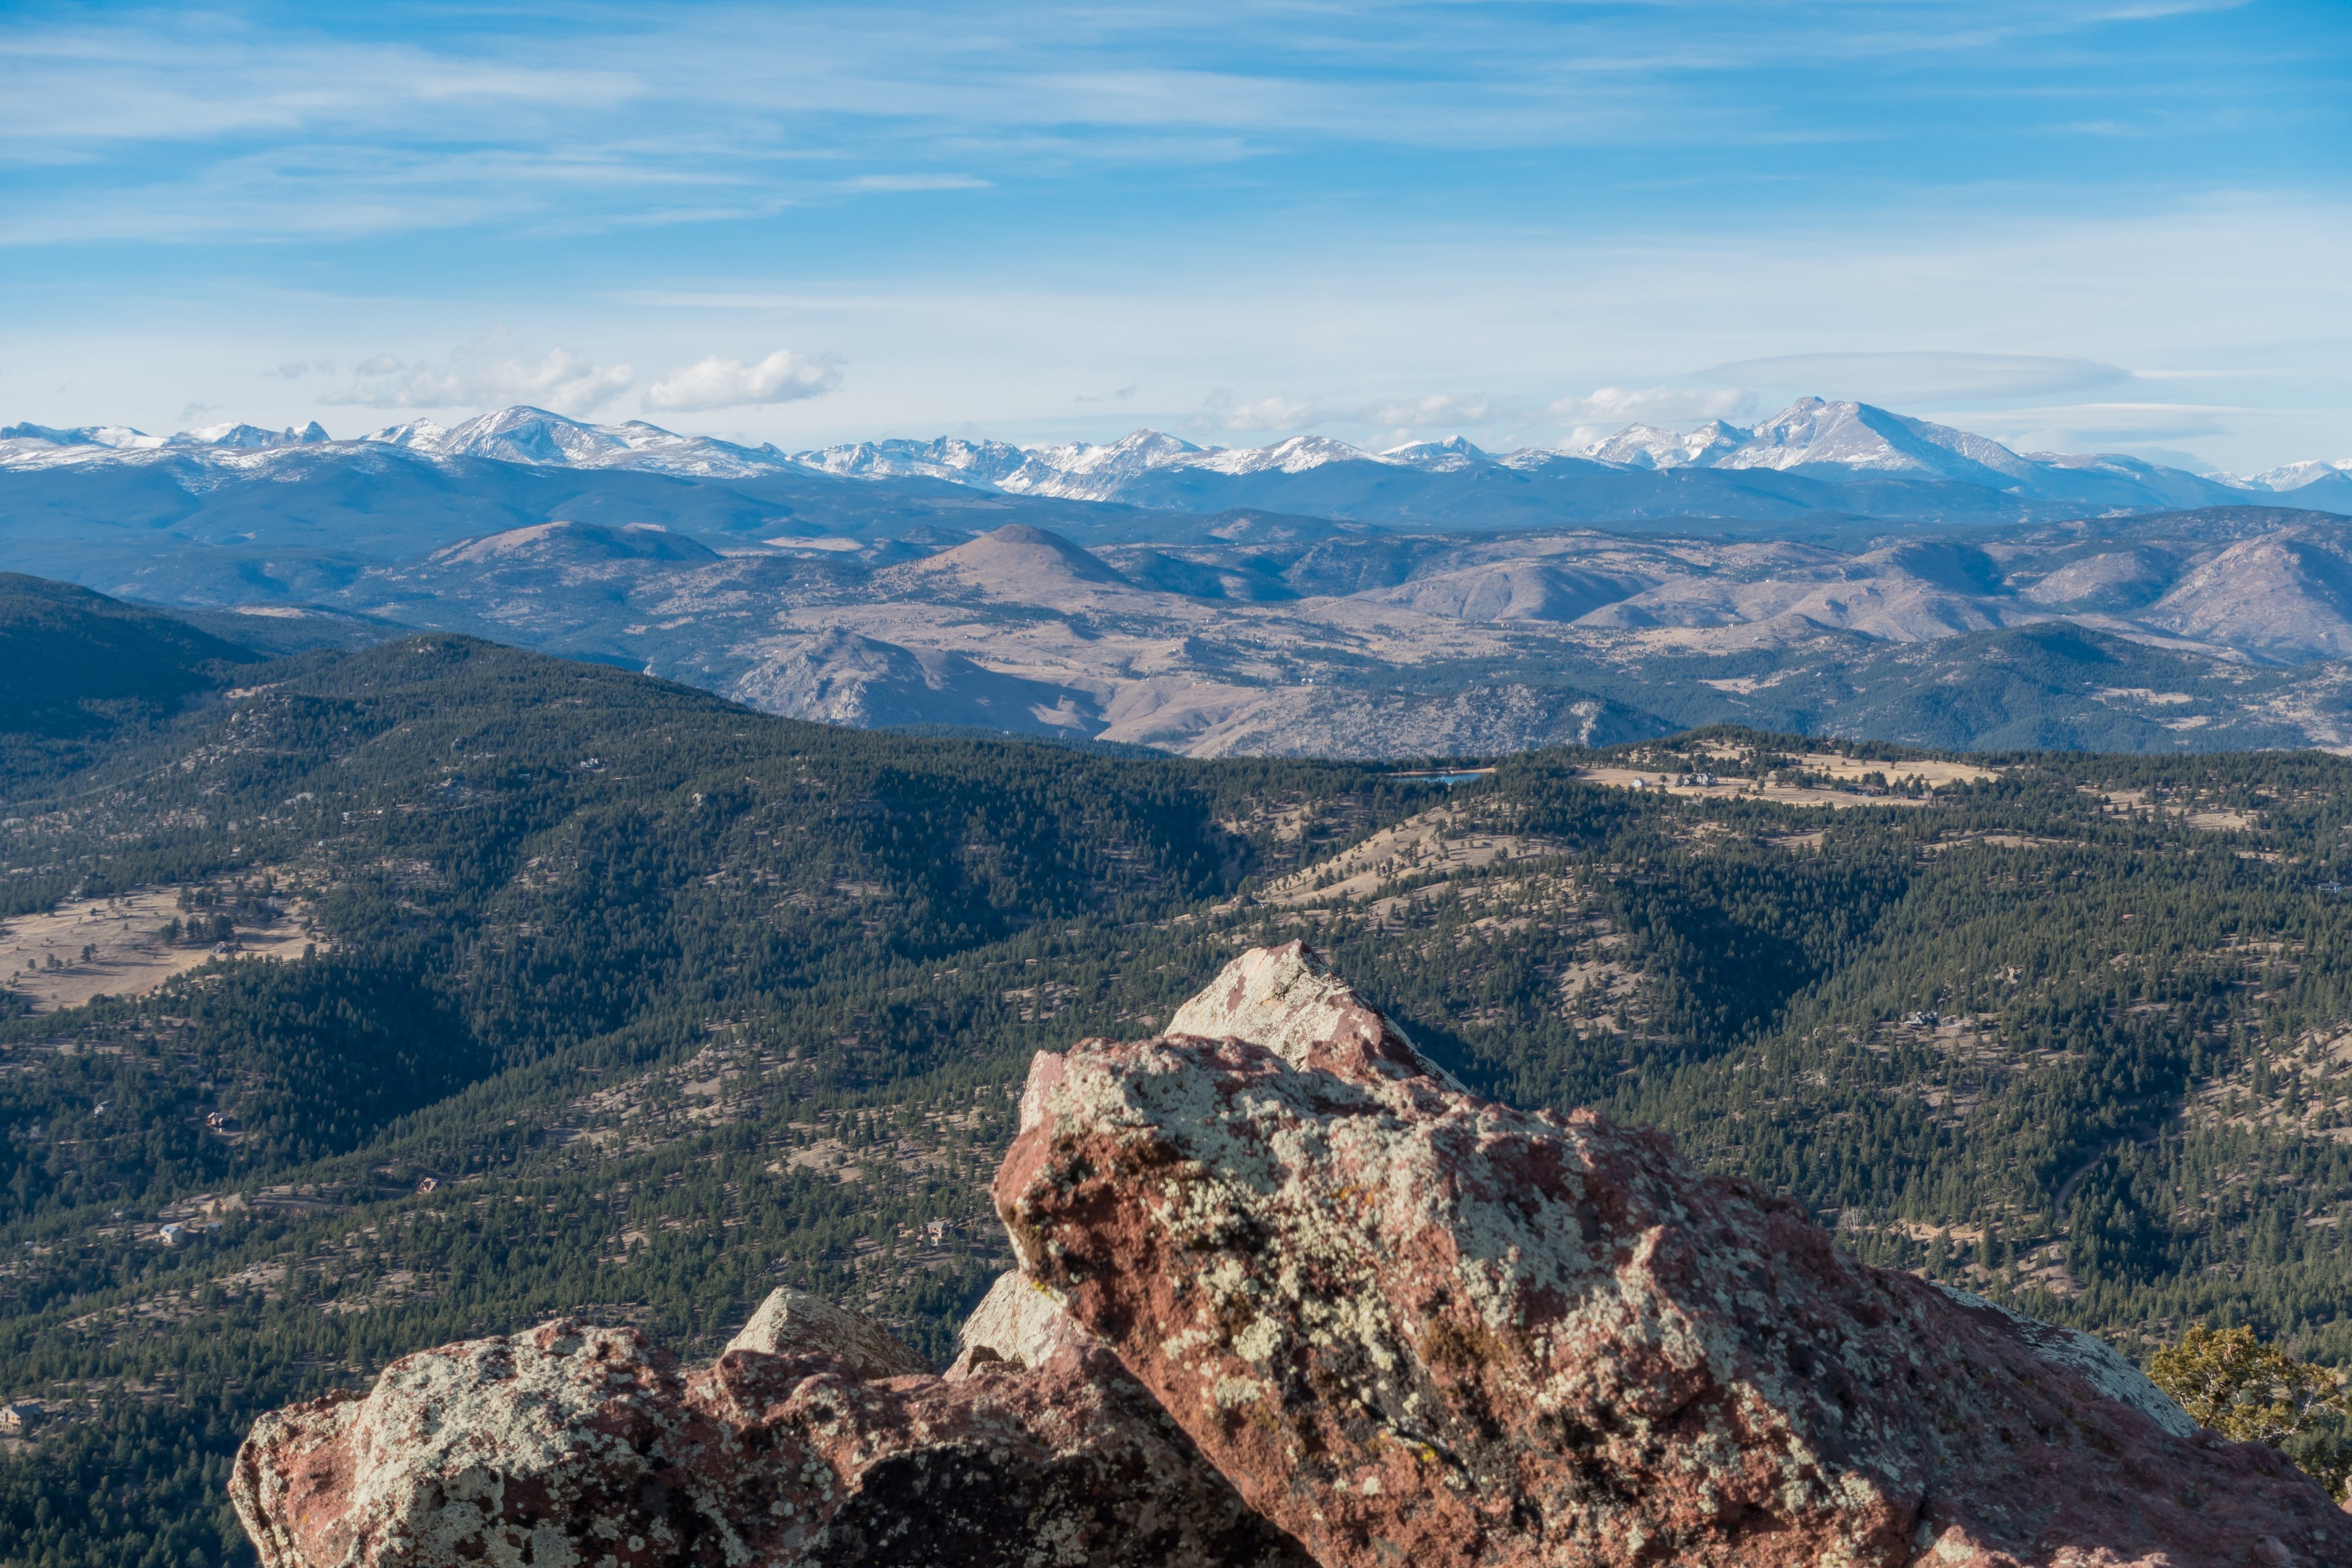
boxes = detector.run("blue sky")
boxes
[2,1,2347,470]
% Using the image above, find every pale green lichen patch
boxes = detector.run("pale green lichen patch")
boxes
[986,945,2319,1568]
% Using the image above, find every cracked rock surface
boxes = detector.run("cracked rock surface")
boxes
[231,1300,1307,1568]
[722,1283,932,1379]
[235,944,2348,1568]
[997,942,2346,1568]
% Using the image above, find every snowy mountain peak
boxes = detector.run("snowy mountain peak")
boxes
[1382,436,1493,472]
[1577,421,1749,470]
[793,435,1034,486]
[366,418,449,449]
[1716,399,2035,483]
[6,402,2350,521]
[0,417,338,473]
[2238,459,2352,494]
[407,407,626,465]
[176,421,331,449]
[366,407,783,478]
[995,428,1209,497]
[0,422,168,451]
[1061,428,1205,473]
[1194,434,1372,475]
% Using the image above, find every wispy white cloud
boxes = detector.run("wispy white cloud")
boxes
[1,0,2303,248]
[643,349,841,412]
[0,23,640,146]
[1193,390,1323,433]
[0,3,2341,473]
[1699,351,2134,404]
[1545,385,1750,425]
[320,341,633,416]
[1357,393,1497,429]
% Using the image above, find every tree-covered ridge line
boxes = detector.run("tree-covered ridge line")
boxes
[9,634,2352,1564]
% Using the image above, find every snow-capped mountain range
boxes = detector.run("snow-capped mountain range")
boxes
[4,399,2347,519]
[1,418,333,455]
[9,399,2352,763]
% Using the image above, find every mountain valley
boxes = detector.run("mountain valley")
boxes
[192,505,2352,758]
[7,404,2352,759]
[2,590,2352,1560]
[19,0,2352,1556]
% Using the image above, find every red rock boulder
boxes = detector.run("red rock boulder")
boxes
[997,942,2348,1568]
[230,1320,801,1568]
[950,1267,1104,1376]
[724,1283,932,1378]
[232,1307,1310,1568]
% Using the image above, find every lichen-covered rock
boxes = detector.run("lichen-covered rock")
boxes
[692,1342,1310,1567]
[234,1312,1310,1568]
[725,1284,931,1379]
[952,1268,1101,1375]
[1926,1281,2198,1438]
[997,943,2348,1568]
[235,942,2351,1568]
[1161,938,1466,1089]
[229,1320,802,1568]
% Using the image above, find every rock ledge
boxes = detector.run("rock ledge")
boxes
[235,944,2346,1568]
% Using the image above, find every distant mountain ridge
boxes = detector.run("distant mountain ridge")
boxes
[97,502,2340,759]
[7,399,2348,524]
[10,399,2352,764]
[1,418,331,453]
[784,398,2351,510]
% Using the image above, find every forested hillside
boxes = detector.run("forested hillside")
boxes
[4,614,2352,1566]
[0,574,264,786]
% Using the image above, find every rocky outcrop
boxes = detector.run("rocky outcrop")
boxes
[231,1321,771,1568]
[693,1339,1310,1567]
[952,1268,1101,1375]
[1925,1281,2200,1438]
[232,1312,1309,1568]
[1160,937,1466,1089]
[724,1284,931,1379]
[236,942,2348,1568]
[997,942,2346,1568]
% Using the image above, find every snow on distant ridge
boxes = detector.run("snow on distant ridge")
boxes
[793,436,1034,486]
[2238,459,2352,494]
[1192,434,1373,477]
[1381,436,1491,472]
[992,429,1211,498]
[0,417,333,471]
[362,407,785,478]
[0,420,330,452]
[1712,398,2037,482]
[1577,421,1746,470]
[183,421,332,449]
[1,399,2346,514]
[0,404,791,479]
[0,422,170,453]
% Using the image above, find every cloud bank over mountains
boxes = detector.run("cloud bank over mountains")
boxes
[312,340,841,420]
[644,350,841,412]
[321,345,637,418]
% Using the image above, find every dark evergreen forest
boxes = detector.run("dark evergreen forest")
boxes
[4,600,2352,1567]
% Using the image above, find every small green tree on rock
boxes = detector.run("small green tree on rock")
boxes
[2148,1323,2352,1499]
